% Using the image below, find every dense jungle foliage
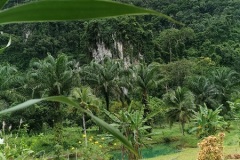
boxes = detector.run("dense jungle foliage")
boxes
[1,0,240,69]
[0,0,240,159]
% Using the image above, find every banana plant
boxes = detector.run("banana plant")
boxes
[104,101,160,159]
[190,104,227,138]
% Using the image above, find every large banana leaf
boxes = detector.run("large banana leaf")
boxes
[0,96,139,157]
[0,0,180,25]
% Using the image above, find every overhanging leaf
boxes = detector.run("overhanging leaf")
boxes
[87,111,139,157]
[0,96,79,114]
[0,0,181,25]
[44,96,80,109]
[0,98,42,114]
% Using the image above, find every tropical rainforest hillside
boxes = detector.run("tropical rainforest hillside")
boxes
[1,0,240,69]
[0,0,240,159]
[0,0,239,134]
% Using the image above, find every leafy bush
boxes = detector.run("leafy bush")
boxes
[190,104,228,138]
[197,132,225,160]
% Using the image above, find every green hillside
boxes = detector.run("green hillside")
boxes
[0,0,240,159]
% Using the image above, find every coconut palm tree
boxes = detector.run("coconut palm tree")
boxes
[81,57,121,111]
[132,62,161,132]
[0,63,25,109]
[210,67,240,112]
[132,62,161,107]
[186,76,218,109]
[28,53,77,144]
[29,53,76,97]
[163,86,195,135]
[116,60,133,107]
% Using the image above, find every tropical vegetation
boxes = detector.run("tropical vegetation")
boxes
[0,0,240,159]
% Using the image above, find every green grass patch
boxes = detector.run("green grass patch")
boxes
[150,124,198,149]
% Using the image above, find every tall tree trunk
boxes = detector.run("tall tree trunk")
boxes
[142,90,152,133]
[120,89,125,108]
[121,145,126,160]
[82,113,88,146]
[142,90,148,108]
[104,90,110,111]
[53,102,63,160]
[169,45,172,62]
[53,102,63,144]
[181,122,185,136]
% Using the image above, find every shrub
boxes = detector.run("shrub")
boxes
[197,132,225,160]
